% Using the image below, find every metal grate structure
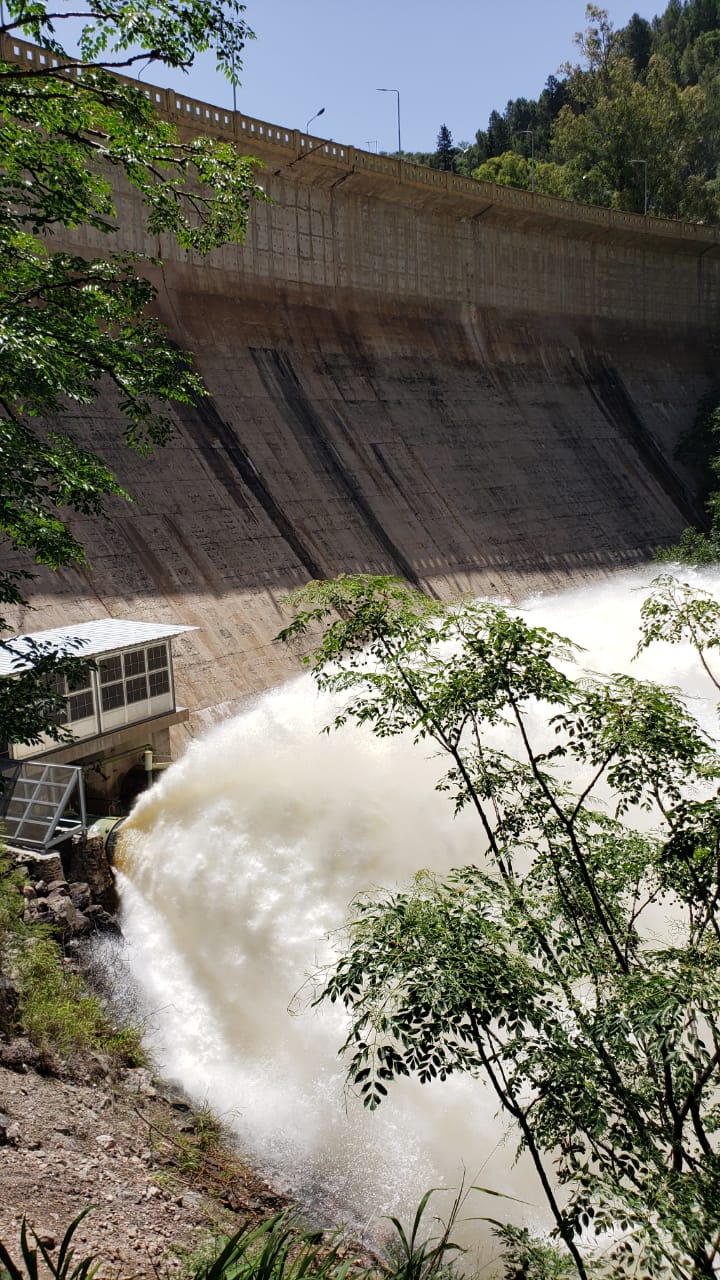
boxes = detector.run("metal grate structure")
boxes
[0,759,87,851]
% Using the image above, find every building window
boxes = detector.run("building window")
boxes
[148,668,170,697]
[98,643,171,717]
[147,644,167,672]
[48,672,95,726]
[99,654,124,712]
[101,682,125,712]
[68,689,94,722]
[124,649,146,678]
[99,655,122,684]
[126,675,148,704]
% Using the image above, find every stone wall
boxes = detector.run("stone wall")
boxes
[3,35,719,734]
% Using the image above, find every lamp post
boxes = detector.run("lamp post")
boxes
[630,158,648,215]
[516,128,535,193]
[366,140,379,153]
[376,88,401,155]
[453,143,471,174]
[305,107,325,136]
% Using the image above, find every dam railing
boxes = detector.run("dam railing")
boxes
[2,32,719,252]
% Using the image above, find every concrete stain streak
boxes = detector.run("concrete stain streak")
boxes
[250,348,422,587]
[174,393,327,582]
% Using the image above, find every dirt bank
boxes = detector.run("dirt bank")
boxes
[0,1052,289,1277]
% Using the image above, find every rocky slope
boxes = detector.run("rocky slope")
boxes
[0,1054,288,1278]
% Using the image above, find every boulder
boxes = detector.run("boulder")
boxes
[46,895,78,934]
[68,882,91,911]
[85,904,121,935]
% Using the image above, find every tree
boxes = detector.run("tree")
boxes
[434,123,455,171]
[619,12,653,73]
[0,0,264,747]
[471,152,574,201]
[279,573,720,1279]
[485,108,512,158]
[472,151,533,190]
[551,51,714,218]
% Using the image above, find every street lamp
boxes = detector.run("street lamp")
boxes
[305,107,325,136]
[630,158,648,215]
[230,49,237,114]
[376,88,401,155]
[516,128,535,193]
[453,143,472,174]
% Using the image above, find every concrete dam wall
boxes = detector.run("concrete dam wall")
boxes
[6,39,720,731]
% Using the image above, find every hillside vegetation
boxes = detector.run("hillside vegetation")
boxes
[405,1,720,224]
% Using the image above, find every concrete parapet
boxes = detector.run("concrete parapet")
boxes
[3,32,719,256]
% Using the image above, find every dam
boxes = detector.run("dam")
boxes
[4,33,720,738]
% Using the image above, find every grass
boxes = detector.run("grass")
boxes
[147,1100,250,1203]
[0,850,144,1067]
[14,937,145,1064]
[0,1188,575,1280]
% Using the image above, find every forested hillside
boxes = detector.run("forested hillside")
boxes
[405,1,720,223]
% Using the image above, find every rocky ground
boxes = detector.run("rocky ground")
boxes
[0,1051,289,1278]
[0,839,292,1279]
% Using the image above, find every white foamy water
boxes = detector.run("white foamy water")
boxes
[113,565,720,1255]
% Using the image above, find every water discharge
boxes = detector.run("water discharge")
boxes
[114,566,720,1258]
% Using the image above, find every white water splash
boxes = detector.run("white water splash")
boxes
[113,566,720,1256]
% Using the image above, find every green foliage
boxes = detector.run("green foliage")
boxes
[0,1211,100,1280]
[0,0,265,747]
[464,2,720,222]
[551,46,712,218]
[178,1212,362,1280]
[472,152,533,190]
[434,125,455,173]
[380,1188,462,1280]
[0,851,29,969]
[0,852,143,1063]
[14,936,144,1062]
[161,1102,228,1184]
[0,1194,466,1280]
[492,1226,577,1280]
[280,572,720,1279]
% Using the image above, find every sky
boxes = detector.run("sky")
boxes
[155,0,663,155]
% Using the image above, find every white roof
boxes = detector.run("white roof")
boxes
[0,619,197,675]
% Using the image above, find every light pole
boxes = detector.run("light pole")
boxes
[516,128,535,193]
[305,107,325,136]
[376,88,401,156]
[366,140,379,153]
[453,143,471,174]
[630,158,648,215]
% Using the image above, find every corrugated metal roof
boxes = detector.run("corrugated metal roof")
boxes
[0,619,197,675]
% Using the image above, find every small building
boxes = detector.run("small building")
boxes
[1,619,195,819]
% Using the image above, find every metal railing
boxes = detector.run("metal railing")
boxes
[0,758,87,851]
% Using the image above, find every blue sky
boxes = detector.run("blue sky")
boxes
[161,0,662,154]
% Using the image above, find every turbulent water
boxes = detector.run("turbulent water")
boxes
[113,566,720,1258]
